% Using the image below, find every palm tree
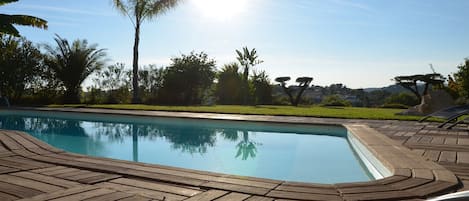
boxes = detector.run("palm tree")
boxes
[236,47,263,104]
[44,35,107,103]
[112,0,182,103]
[0,0,48,36]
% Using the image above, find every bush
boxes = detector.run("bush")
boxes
[384,92,419,106]
[321,95,352,107]
[158,51,216,105]
[380,103,410,109]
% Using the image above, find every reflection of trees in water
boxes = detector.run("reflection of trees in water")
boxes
[0,115,88,136]
[0,115,261,160]
[91,122,217,155]
[236,131,259,160]
[0,115,105,154]
[158,125,217,154]
[220,129,260,160]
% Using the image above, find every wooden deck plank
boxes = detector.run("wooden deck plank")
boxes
[111,178,201,197]
[74,157,215,184]
[95,182,185,201]
[0,165,19,174]
[389,178,433,190]
[275,185,338,195]
[7,132,41,149]
[0,192,19,201]
[77,173,122,184]
[0,181,43,198]
[423,150,440,162]
[244,196,274,201]
[202,181,270,195]
[404,181,457,197]
[457,152,469,164]
[1,156,53,169]
[183,190,228,201]
[439,151,457,163]
[16,186,99,201]
[14,131,64,153]
[338,185,398,194]
[82,191,134,201]
[0,158,44,170]
[11,171,82,188]
[214,192,251,201]
[85,192,134,201]
[31,166,68,174]
[266,190,342,201]
[342,190,417,201]
[118,195,152,201]
[211,177,279,189]
[0,132,23,150]
[0,174,64,193]
[48,188,115,201]
[41,167,81,176]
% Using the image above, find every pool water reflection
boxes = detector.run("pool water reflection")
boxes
[0,110,373,183]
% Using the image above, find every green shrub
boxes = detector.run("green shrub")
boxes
[384,92,419,106]
[381,103,410,109]
[321,95,352,107]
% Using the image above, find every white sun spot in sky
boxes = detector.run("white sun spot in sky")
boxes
[193,0,248,21]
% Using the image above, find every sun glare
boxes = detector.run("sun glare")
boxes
[194,0,247,21]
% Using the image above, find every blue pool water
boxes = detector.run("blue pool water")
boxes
[0,110,372,183]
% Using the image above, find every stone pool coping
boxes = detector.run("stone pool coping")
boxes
[0,107,463,200]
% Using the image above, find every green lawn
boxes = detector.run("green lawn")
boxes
[48,104,426,121]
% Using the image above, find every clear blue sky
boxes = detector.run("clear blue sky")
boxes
[2,0,469,88]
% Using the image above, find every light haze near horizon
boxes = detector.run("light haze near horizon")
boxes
[2,0,469,88]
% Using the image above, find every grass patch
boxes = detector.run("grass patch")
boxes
[48,104,426,121]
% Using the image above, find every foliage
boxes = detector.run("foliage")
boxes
[275,76,313,106]
[393,73,445,102]
[112,0,182,103]
[215,62,242,104]
[44,35,107,103]
[251,70,272,105]
[321,95,352,107]
[158,51,216,105]
[384,92,419,107]
[380,103,410,109]
[0,35,43,102]
[453,58,469,101]
[0,0,48,36]
[138,64,165,104]
[94,63,131,103]
[236,47,263,104]
[366,90,391,107]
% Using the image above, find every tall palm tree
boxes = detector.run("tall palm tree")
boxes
[236,47,263,104]
[44,35,107,103]
[0,0,48,36]
[112,0,181,103]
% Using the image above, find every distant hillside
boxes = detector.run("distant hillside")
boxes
[363,84,426,94]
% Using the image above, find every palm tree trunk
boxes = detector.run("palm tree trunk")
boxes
[132,24,141,104]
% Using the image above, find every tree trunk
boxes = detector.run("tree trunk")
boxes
[293,84,309,106]
[242,66,249,105]
[132,23,141,104]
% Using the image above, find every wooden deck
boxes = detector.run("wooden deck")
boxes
[0,108,467,201]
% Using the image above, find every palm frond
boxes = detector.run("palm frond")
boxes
[0,22,19,36]
[143,0,181,21]
[0,0,17,6]
[7,15,48,29]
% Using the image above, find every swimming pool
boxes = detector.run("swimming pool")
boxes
[0,110,374,183]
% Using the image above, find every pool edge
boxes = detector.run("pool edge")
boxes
[0,107,462,200]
